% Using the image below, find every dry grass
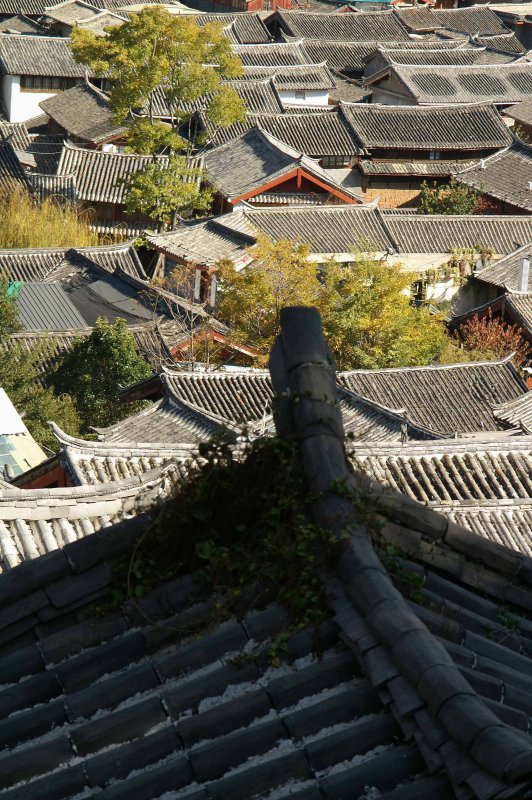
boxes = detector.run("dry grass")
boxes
[0,185,97,249]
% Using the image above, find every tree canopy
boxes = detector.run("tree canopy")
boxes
[0,283,81,453]
[70,8,244,129]
[51,318,153,431]
[451,311,528,367]
[216,236,450,369]
[417,177,479,215]
[70,8,246,229]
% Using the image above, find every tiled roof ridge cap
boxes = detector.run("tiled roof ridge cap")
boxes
[347,432,532,455]
[338,353,515,376]
[454,148,510,176]
[271,306,532,790]
[492,391,532,413]
[244,202,377,215]
[279,8,398,16]
[44,0,100,10]
[48,420,197,454]
[233,38,305,47]
[161,366,270,379]
[0,32,74,40]
[0,461,174,500]
[380,210,532,220]
[395,60,529,70]
[0,244,69,256]
[59,140,168,162]
[340,99,499,110]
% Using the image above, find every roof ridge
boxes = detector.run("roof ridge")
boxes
[338,354,515,376]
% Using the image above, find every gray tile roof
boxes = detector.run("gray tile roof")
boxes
[150,78,284,118]
[232,41,309,67]
[235,205,394,253]
[455,142,532,212]
[349,434,532,548]
[368,62,532,106]
[506,96,532,127]
[350,433,532,499]
[359,159,478,177]
[277,9,411,41]
[3,314,532,799]
[0,120,30,150]
[148,216,255,267]
[505,292,532,334]
[297,38,458,74]
[209,108,358,156]
[0,241,147,282]
[204,126,360,202]
[341,101,512,151]
[0,34,88,78]
[149,204,395,262]
[338,356,527,435]
[0,138,31,189]
[493,392,532,434]
[51,423,196,485]
[196,12,271,44]
[15,282,88,331]
[475,32,527,55]
[94,396,225,445]
[29,172,76,204]
[0,0,45,14]
[369,46,520,67]
[75,9,124,32]
[0,464,176,569]
[394,6,511,36]
[55,142,168,204]
[0,13,46,33]
[156,368,444,441]
[43,0,108,25]
[39,82,126,144]
[380,210,532,255]
[240,62,336,92]
[475,244,532,292]
[225,78,284,114]
[0,322,172,376]
[25,133,65,173]
[149,206,532,265]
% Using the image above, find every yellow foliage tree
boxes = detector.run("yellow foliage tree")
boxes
[216,236,450,369]
[0,186,96,249]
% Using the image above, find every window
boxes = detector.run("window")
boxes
[294,89,306,100]
[321,155,350,168]
[20,76,80,91]
[429,150,441,161]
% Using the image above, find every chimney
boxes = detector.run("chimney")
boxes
[518,255,530,292]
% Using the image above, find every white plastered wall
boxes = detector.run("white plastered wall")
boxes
[2,75,56,122]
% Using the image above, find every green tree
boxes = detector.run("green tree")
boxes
[216,237,321,363]
[0,284,81,453]
[124,155,213,230]
[319,255,449,369]
[216,237,449,369]
[71,8,246,229]
[418,177,479,215]
[51,318,153,430]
